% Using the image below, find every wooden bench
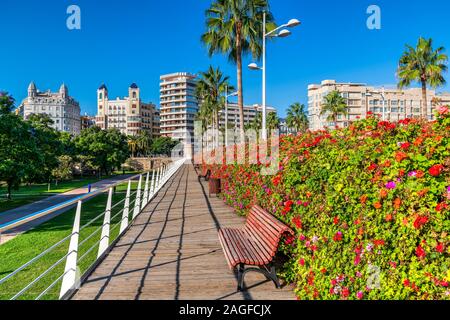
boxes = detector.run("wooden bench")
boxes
[218,205,294,291]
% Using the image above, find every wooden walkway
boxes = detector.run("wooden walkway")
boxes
[72,164,295,300]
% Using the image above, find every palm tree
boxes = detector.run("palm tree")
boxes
[320,91,348,126]
[247,111,262,131]
[127,135,138,158]
[137,131,152,157]
[267,112,279,133]
[195,102,213,150]
[201,0,275,142]
[286,102,309,132]
[196,66,234,148]
[397,37,448,118]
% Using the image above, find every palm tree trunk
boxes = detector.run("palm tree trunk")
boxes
[235,26,245,144]
[421,81,428,119]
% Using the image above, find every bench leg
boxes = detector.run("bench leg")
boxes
[237,263,281,292]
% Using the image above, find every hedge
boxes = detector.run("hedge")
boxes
[214,107,450,300]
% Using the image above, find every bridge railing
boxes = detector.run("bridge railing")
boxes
[0,158,186,300]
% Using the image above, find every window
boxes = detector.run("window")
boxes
[132,92,137,99]
[99,93,103,100]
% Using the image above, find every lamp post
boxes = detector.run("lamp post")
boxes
[249,13,300,140]
[381,86,386,121]
[225,85,238,147]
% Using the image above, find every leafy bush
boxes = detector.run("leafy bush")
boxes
[216,108,450,300]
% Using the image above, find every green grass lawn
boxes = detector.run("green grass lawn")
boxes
[0,181,140,300]
[0,172,139,214]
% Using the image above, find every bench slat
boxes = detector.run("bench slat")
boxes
[246,215,279,248]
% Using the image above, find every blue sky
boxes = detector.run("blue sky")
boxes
[1,0,449,117]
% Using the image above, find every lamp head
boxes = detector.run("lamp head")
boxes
[277,29,291,38]
[287,19,301,28]
[248,63,261,70]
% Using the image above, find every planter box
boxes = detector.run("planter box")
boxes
[209,178,221,196]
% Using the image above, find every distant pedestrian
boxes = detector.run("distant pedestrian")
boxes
[88,184,92,193]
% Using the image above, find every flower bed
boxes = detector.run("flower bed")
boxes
[216,108,450,300]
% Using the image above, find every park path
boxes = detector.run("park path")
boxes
[0,174,135,245]
[72,164,295,300]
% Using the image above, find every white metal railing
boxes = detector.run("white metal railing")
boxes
[0,158,186,300]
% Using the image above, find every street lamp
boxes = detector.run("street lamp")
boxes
[380,86,386,121]
[225,85,238,147]
[248,13,301,140]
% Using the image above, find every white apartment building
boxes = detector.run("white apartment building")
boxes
[308,80,450,130]
[20,82,81,135]
[160,73,198,157]
[218,103,277,129]
[95,83,160,137]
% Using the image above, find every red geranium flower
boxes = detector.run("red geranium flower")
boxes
[395,151,408,163]
[436,243,444,253]
[436,202,448,212]
[413,215,429,229]
[429,164,444,177]
[292,216,303,229]
[360,195,368,204]
[416,245,426,259]
[400,142,411,150]
[333,232,343,242]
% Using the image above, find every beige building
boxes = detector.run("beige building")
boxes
[20,82,81,135]
[95,83,160,137]
[160,73,198,156]
[308,80,450,130]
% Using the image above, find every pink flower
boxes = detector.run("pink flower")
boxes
[356,291,364,300]
[386,181,397,189]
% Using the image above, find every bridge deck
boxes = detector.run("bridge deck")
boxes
[72,164,295,300]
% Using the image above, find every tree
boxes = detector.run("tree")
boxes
[398,37,448,118]
[52,155,74,185]
[267,112,279,133]
[247,111,262,131]
[286,102,309,132]
[75,127,128,176]
[320,91,348,126]
[26,113,63,184]
[128,135,139,158]
[201,0,275,143]
[151,137,178,156]
[137,131,153,157]
[196,66,233,147]
[0,93,40,199]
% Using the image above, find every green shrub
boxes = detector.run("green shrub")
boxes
[218,108,450,300]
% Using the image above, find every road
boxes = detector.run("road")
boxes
[0,174,136,245]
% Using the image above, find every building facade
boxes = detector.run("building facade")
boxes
[218,103,277,129]
[80,114,96,130]
[160,73,199,156]
[95,83,160,137]
[308,80,450,130]
[20,82,81,135]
